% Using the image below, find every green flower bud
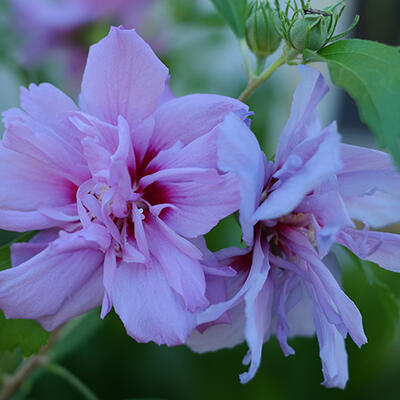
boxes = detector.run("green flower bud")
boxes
[289,14,329,52]
[245,0,282,58]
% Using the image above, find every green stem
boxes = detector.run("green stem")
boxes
[0,328,62,400]
[254,56,267,76]
[0,355,44,400]
[44,362,99,400]
[239,38,253,78]
[238,53,287,102]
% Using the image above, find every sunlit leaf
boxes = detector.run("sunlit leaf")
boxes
[304,39,400,166]
[0,312,50,357]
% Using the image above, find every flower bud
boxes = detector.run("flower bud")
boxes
[245,0,282,58]
[289,14,329,52]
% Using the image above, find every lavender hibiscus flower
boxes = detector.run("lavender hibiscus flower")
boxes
[0,27,246,346]
[188,65,400,388]
[12,0,154,89]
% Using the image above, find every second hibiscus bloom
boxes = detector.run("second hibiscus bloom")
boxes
[188,65,400,389]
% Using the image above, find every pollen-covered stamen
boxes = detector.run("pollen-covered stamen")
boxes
[261,211,318,260]
[77,173,164,262]
[279,212,310,227]
[279,213,317,250]
[96,185,111,204]
[260,176,279,204]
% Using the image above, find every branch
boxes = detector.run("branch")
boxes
[0,328,61,400]
[238,53,287,102]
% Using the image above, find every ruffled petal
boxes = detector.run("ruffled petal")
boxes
[338,144,400,227]
[197,231,265,325]
[3,113,89,185]
[143,168,240,238]
[217,113,268,245]
[111,260,196,346]
[18,83,78,133]
[150,94,248,152]
[254,123,342,222]
[275,65,328,168]
[144,216,208,312]
[297,179,353,257]
[310,294,349,389]
[187,302,246,353]
[3,84,86,175]
[10,229,60,267]
[0,145,77,209]
[280,227,367,347]
[187,240,246,353]
[38,267,103,331]
[0,230,104,326]
[80,26,168,128]
[273,270,299,356]
[68,111,119,155]
[338,227,400,272]
[240,269,272,384]
[0,144,78,231]
[286,282,315,338]
[147,128,218,171]
[0,206,78,232]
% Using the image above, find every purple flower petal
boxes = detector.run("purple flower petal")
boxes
[240,269,272,384]
[0,207,77,232]
[310,296,349,389]
[187,302,246,353]
[81,27,168,128]
[275,65,328,168]
[39,267,104,331]
[281,227,367,347]
[297,179,353,257]
[338,144,400,227]
[0,145,78,231]
[141,168,240,238]
[338,227,400,272]
[111,259,197,346]
[0,230,103,325]
[197,231,266,325]
[151,94,248,152]
[253,122,342,222]
[217,113,268,245]
[10,229,60,267]
[144,216,208,312]
[3,113,89,185]
[148,129,218,171]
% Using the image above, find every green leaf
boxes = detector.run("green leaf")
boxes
[0,311,50,357]
[211,0,248,38]
[303,39,400,166]
[334,245,400,335]
[0,231,49,356]
[51,309,102,361]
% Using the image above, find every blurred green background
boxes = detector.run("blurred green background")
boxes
[0,0,400,399]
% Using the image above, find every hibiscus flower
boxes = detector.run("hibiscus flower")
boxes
[188,65,400,388]
[0,27,247,346]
